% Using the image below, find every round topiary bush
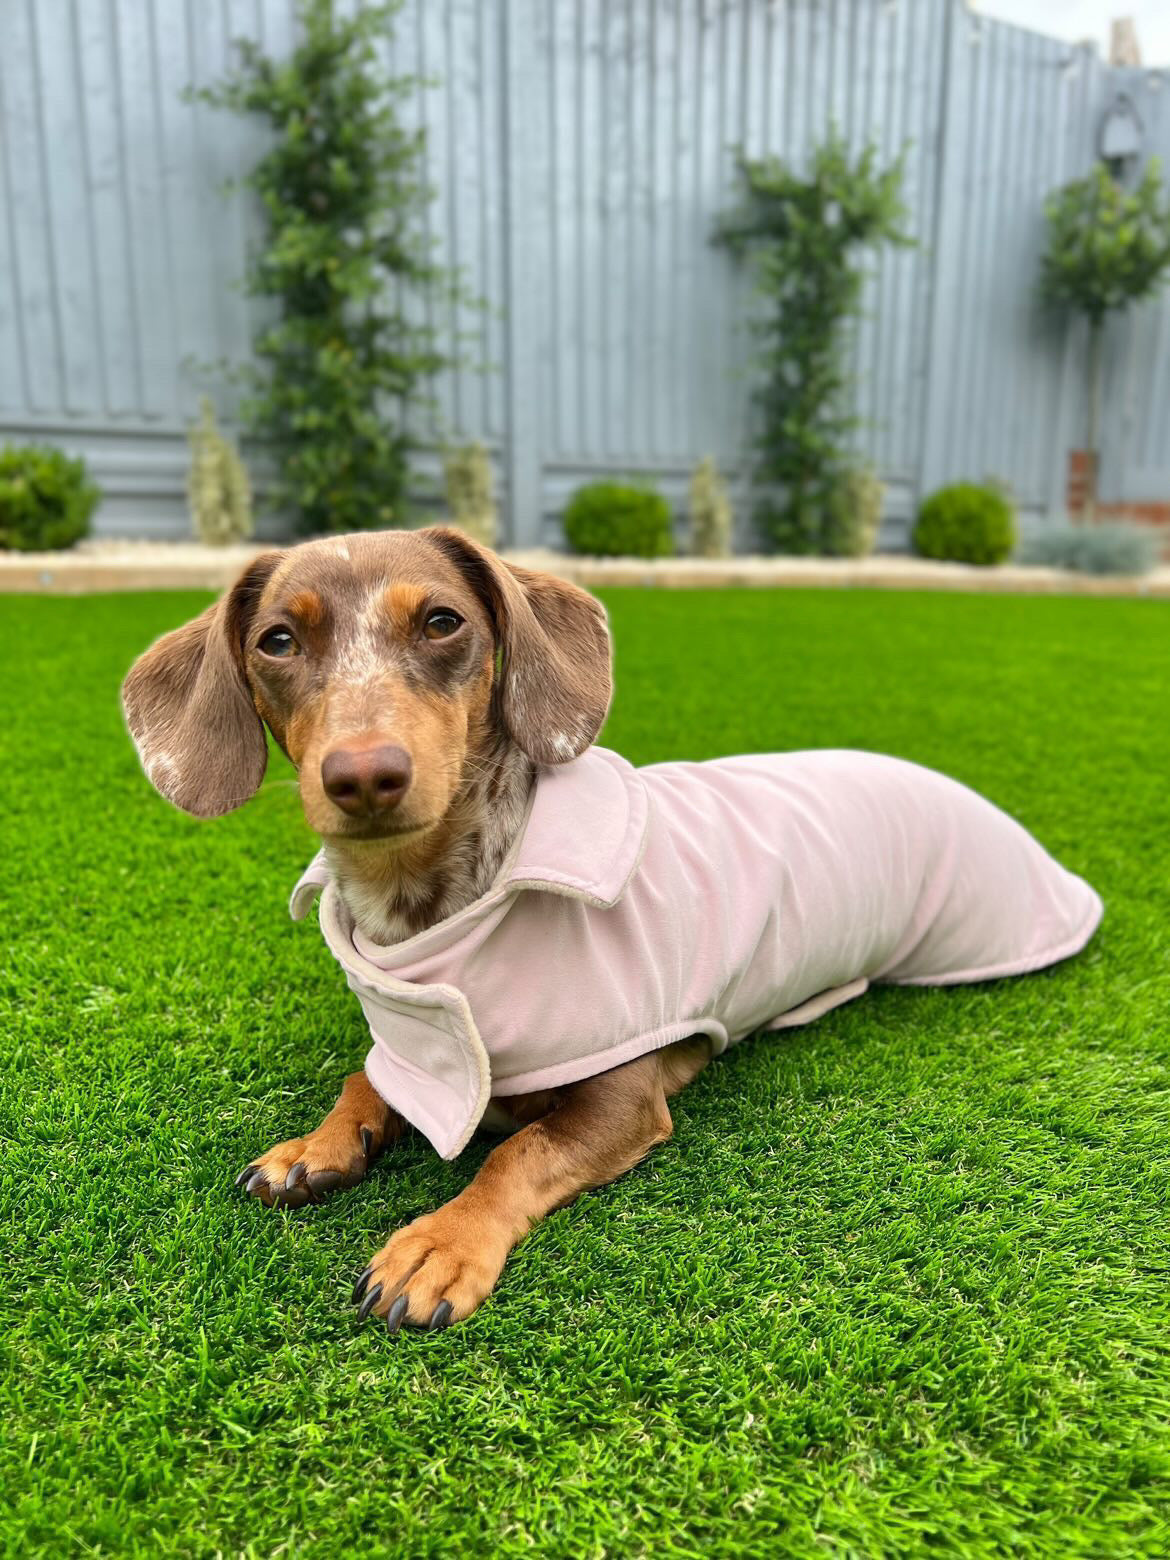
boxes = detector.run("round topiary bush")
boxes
[912,482,1016,566]
[0,444,100,552]
[563,481,674,558]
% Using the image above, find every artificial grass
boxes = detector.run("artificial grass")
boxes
[1,585,1168,1559]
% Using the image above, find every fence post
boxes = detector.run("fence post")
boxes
[500,0,545,546]
[916,0,964,508]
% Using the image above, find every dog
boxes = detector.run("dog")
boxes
[122,527,1101,1332]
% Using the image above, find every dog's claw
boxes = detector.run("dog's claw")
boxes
[385,1294,409,1335]
[286,1161,307,1190]
[245,1171,267,1197]
[352,1264,374,1306]
[361,1127,374,1158]
[356,1282,383,1323]
[428,1300,453,1332]
[235,1165,259,1189]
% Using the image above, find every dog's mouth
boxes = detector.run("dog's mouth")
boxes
[324,817,437,846]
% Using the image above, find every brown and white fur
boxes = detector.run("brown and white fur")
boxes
[122,527,711,1332]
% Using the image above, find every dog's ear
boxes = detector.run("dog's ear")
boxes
[121,551,284,817]
[425,528,613,764]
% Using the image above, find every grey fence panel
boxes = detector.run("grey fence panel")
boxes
[0,0,506,534]
[919,12,1106,514]
[1,0,1168,542]
[392,0,507,449]
[1099,67,1170,505]
[528,0,948,537]
[845,0,948,505]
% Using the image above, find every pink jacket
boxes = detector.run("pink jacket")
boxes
[291,748,1102,1159]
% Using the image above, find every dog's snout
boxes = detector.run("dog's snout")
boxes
[321,744,413,818]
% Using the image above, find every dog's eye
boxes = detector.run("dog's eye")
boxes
[423,610,463,641]
[258,629,300,658]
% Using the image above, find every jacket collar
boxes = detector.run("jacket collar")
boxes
[290,745,649,926]
[502,744,648,908]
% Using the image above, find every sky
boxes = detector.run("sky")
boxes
[972,1,1170,65]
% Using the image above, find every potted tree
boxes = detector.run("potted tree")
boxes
[1041,158,1170,522]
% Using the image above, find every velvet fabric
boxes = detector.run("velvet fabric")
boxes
[292,747,1102,1159]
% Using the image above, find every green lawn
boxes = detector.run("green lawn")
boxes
[2,586,1169,1558]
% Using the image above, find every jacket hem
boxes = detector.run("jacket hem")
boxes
[882,889,1103,988]
[364,1041,489,1162]
[489,1018,729,1098]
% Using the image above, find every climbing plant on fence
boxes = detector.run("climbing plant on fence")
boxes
[198,0,454,535]
[715,132,911,555]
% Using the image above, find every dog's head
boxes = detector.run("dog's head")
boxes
[121,528,612,842]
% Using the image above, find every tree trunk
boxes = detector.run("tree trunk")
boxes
[1083,314,1104,525]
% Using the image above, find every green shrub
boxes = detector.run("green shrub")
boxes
[1016,520,1159,576]
[444,442,497,548]
[688,457,733,559]
[563,482,674,558]
[822,465,884,558]
[913,482,1016,566]
[752,495,817,555]
[187,398,253,546]
[753,464,883,557]
[0,444,99,552]
[197,0,455,535]
[715,131,910,553]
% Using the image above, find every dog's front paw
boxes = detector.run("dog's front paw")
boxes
[235,1120,382,1209]
[352,1207,510,1332]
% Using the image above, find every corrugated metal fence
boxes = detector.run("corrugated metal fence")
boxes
[1,0,1168,543]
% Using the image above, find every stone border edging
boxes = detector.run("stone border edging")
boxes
[0,541,1167,599]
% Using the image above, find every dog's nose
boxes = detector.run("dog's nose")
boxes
[321,744,413,818]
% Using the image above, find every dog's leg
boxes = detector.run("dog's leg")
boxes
[237,1071,405,1208]
[353,1036,711,1330]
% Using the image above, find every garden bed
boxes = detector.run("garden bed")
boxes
[2,537,1169,597]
